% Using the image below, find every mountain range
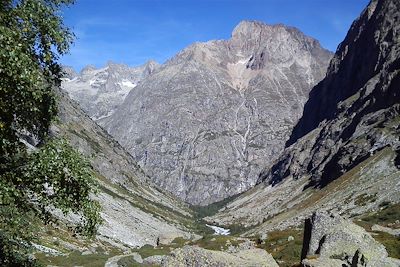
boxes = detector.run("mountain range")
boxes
[62,60,159,121]
[64,21,332,205]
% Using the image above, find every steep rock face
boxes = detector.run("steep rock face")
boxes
[62,60,159,121]
[103,21,332,205]
[259,0,400,188]
[287,0,399,147]
[208,0,400,234]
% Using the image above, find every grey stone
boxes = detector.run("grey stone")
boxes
[301,211,400,267]
[143,255,165,265]
[161,245,279,267]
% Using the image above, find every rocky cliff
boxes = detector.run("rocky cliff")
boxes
[208,0,400,235]
[62,60,159,121]
[261,0,400,188]
[102,21,332,205]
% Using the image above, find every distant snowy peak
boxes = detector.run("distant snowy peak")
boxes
[61,61,159,121]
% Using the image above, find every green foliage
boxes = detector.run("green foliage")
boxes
[354,193,377,206]
[24,139,102,236]
[1,139,101,266]
[35,250,117,267]
[0,0,74,170]
[0,1,101,266]
[192,193,239,219]
[358,203,400,227]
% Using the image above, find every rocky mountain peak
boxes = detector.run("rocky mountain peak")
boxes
[62,65,78,79]
[231,20,269,39]
[62,61,159,121]
[230,20,328,64]
[80,64,97,75]
[207,0,400,241]
[102,21,332,205]
[143,60,160,76]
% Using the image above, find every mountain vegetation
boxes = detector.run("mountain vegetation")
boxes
[0,1,101,265]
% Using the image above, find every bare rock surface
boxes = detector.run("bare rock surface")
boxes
[103,21,332,205]
[161,245,279,267]
[301,212,400,267]
[260,0,400,189]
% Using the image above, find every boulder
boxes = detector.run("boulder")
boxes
[301,211,400,267]
[161,245,279,267]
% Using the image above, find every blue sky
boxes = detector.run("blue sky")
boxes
[60,0,369,71]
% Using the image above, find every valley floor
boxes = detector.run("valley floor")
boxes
[35,202,400,267]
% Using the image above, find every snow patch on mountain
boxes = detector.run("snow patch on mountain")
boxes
[62,61,159,122]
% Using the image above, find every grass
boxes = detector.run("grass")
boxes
[356,203,400,229]
[374,232,400,259]
[192,235,244,251]
[117,256,159,267]
[95,171,208,235]
[190,193,248,235]
[354,193,377,206]
[35,250,119,267]
[67,127,102,154]
[255,228,304,267]
[133,244,172,258]
[355,203,400,259]
[35,221,127,267]
[192,193,240,219]
[114,235,246,266]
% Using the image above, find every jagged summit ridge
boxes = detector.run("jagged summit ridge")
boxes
[62,61,160,121]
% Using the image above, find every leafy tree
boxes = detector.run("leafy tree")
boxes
[0,0,101,265]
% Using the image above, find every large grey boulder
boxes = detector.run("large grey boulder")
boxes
[161,245,279,267]
[301,212,400,267]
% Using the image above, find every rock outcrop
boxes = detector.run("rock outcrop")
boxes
[301,212,400,267]
[62,60,159,121]
[103,21,332,205]
[161,245,279,267]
